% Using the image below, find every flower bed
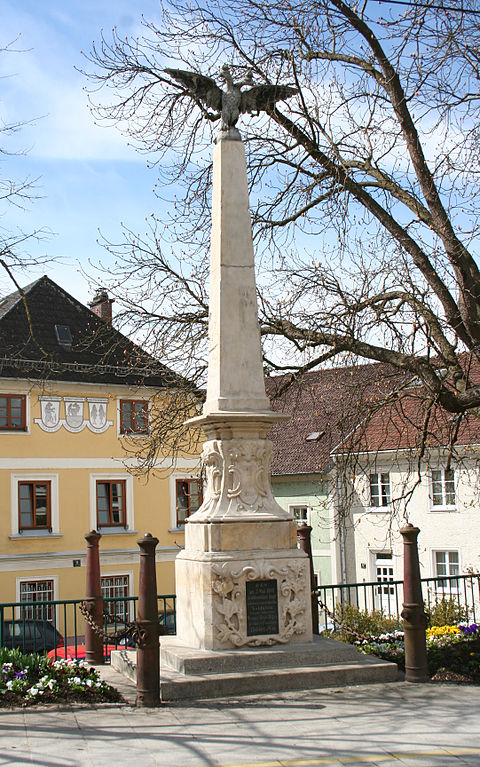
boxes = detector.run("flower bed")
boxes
[0,648,122,707]
[358,624,480,683]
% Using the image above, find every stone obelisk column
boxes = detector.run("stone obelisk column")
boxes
[174,129,312,651]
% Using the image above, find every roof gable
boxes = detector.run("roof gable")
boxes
[0,275,181,388]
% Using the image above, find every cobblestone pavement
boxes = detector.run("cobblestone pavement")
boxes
[0,668,479,767]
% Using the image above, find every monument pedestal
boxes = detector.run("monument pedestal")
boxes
[175,522,312,650]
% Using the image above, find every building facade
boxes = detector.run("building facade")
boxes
[0,277,201,624]
[329,381,480,602]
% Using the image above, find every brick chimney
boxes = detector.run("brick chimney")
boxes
[89,289,114,324]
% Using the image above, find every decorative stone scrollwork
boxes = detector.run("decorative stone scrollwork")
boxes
[227,439,271,508]
[211,560,308,647]
[191,437,290,520]
[197,440,222,517]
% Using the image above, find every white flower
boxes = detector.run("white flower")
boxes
[86,679,93,687]
[28,687,39,696]
[6,680,13,690]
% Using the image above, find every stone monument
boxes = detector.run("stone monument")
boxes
[112,69,398,696]
[160,67,311,650]
[174,132,313,651]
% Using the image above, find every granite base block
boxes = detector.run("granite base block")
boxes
[110,636,398,701]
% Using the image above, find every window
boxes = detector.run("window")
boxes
[431,468,456,508]
[290,505,309,524]
[176,478,203,526]
[101,575,130,624]
[119,400,148,434]
[18,481,51,531]
[0,394,26,430]
[96,481,126,527]
[19,579,54,621]
[54,324,72,348]
[433,550,459,592]
[369,472,391,507]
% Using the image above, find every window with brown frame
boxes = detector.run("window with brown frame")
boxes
[0,394,26,430]
[119,400,148,434]
[96,480,126,527]
[176,478,203,526]
[18,481,51,531]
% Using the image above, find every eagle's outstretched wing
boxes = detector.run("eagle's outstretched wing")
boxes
[240,84,298,114]
[164,68,222,113]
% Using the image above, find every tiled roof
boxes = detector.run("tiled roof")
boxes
[0,275,183,388]
[334,385,480,454]
[268,358,480,474]
[267,362,402,475]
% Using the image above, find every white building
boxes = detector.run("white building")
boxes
[329,383,480,610]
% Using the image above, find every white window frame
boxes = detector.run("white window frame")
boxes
[288,504,311,525]
[368,471,391,510]
[15,575,59,623]
[169,471,203,530]
[116,396,151,438]
[101,571,133,622]
[429,468,456,511]
[432,549,460,593]
[10,473,60,536]
[370,550,396,612]
[89,473,134,532]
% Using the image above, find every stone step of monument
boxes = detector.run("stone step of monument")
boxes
[111,638,397,702]
[160,635,365,675]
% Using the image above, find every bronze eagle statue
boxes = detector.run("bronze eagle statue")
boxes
[164,65,298,132]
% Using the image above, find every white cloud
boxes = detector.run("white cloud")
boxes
[0,2,149,162]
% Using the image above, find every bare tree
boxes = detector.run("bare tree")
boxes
[0,39,52,292]
[82,0,480,445]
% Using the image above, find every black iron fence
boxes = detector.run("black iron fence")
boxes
[2,574,479,656]
[316,573,480,631]
[0,594,176,659]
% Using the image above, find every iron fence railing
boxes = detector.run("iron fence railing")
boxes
[0,594,176,660]
[2,574,478,656]
[316,573,480,631]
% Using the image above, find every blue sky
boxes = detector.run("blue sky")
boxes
[1,0,167,304]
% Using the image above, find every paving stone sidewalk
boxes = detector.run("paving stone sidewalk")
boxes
[1,667,479,767]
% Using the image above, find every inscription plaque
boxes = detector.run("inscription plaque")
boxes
[246,579,279,636]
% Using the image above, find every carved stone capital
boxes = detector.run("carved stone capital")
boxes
[189,437,290,522]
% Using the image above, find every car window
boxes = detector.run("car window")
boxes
[7,622,31,639]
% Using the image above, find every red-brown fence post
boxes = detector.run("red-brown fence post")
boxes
[136,533,160,707]
[84,530,104,665]
[297,522,320,634]
[400,524,429,682]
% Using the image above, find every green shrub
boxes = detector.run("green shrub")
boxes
[425,597,468,627]
[328,603,402,643]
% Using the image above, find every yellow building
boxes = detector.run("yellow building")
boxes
[0,276,201,631]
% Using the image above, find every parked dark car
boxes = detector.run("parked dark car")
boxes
[1,620,64,654]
